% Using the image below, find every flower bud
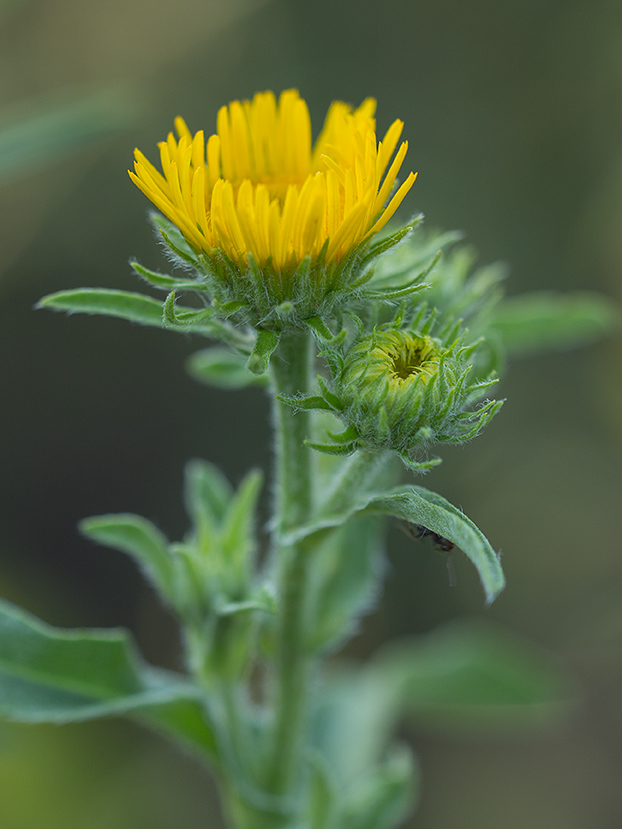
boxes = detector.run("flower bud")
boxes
[315,324,503,471]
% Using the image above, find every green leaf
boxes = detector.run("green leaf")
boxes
[130,261,208,293]
[340,745,418,829]
[306,752,338,829]
[247,329,280,375]
[215,591,277,617]
[361,217,423,264]
[367,486,504,604]
[0,599,217,758]
[38,288,166,325]
[136,687,219,760]
[220,469,263,575]
[491,291,619,356]
[371,620,573,732]
[0,598,143,699]
[276,394,335,412]
[0,86,137,185]
[310,666,397,788]
[149,213,202,267]
[283,483,504,604]
[309,515,385,652]
[304,439,358,456]
[80,514,174,602]
[187,347,269,389]
[184,459,234,534]
[305,316,347,345]
[163,290,219,328]
[37,288,229,339]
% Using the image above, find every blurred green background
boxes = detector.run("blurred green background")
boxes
[1,0,621,826]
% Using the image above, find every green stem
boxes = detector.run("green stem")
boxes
[266,329,316,808]
[272,330,315,531]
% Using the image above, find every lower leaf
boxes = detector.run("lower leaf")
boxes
[0,599,217,759]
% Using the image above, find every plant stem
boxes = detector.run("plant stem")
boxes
[266,329,316,810]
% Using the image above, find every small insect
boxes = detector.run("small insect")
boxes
[402,521,457,587]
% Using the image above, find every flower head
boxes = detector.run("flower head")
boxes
[130,90,416,325]
[291,321,503,472]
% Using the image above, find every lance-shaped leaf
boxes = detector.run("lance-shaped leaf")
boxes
[311,620,571,785]
[0,86,137,185]
[80,514,175,603]
[37,288,166,326]
[37,288,243,343]
[0,598,143,699]
[366,486,503,604]
[370,620,573,731]
[282,482,504,604]
[184,459,234,535]
[491,291,619,356]
[130,261,210,293]
[305,316,348,346]
[359,216,423,266]
[0,599,216,758]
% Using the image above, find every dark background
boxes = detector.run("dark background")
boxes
[0,0,621,826]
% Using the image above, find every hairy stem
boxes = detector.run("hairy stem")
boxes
[266,329,316,809]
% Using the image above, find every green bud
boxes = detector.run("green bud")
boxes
[326,324,502,467]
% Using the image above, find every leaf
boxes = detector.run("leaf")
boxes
[306,752,338,829]
[310,666,397,788]
[282,482,504,604]
[184,459,234,534]
[0,86,137,185]
[309,515,385,652]
[37,288,226,339]
[37,288,165,325]
[187,347,269,389]
[0,598,143,699]
[305,316,347,345]
[360,217,423,264]
[220,469,264,575]
[79,514,174,602]
[246,329,280,375]
[130,261,208,293]
[276,394,335,412]
[0,599,217,758]
[215,591,277,617]
[312,620,569,801]
[491,291,619,356]
[135,687,219,759]
[371,620,573,732]
[340,745,419,829]
[149,212,202,267]
[366,486,505,604]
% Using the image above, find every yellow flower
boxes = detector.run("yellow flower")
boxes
[130,90,416,274]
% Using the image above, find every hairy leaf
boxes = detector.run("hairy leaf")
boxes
[282,482,504,603]
[491,291,619,356]
[0,599,217,757]
[80,514,174,601]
